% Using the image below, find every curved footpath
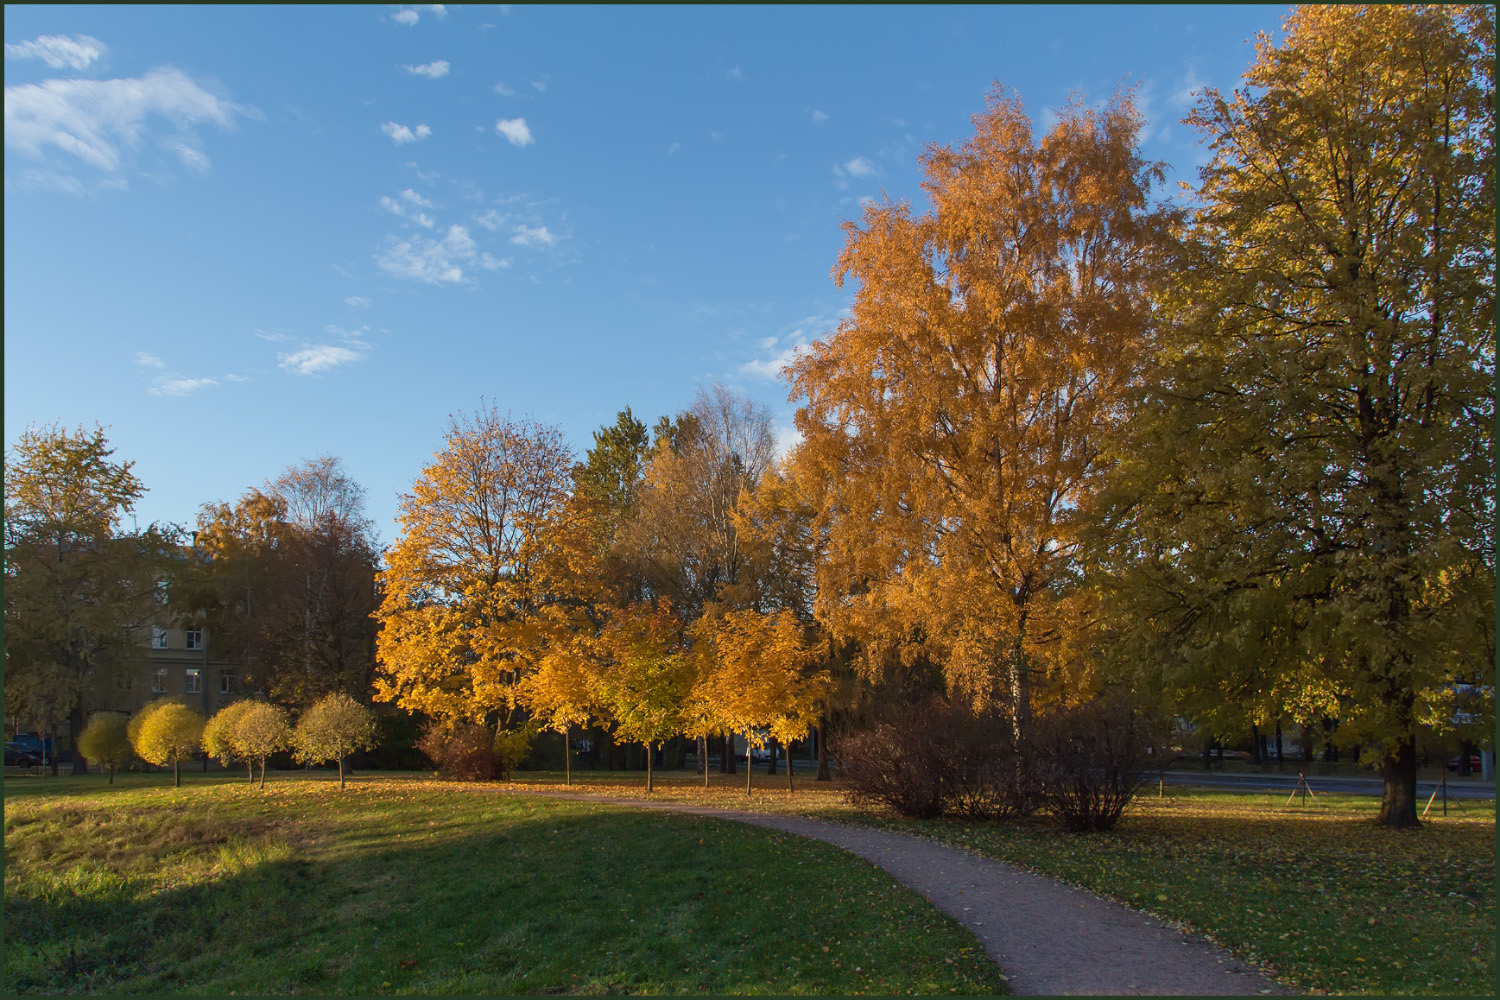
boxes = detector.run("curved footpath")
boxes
[501,789,1294,996]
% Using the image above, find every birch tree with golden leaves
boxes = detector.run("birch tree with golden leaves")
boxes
[789,87,1172,736]
[373,407,572,733]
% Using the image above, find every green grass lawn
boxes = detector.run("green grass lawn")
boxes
[3,772,1007,995]
[504,767,1497,996]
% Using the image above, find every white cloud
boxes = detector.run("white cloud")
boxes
[345,296,371,307]
[391,5,446,26]
[475,208,504,230]
[253,328,291,342]
[400,187,432,207]
[4,67,250,174]
[5,34,108,71]
[380,121,431,144]
[378,194,404,215]
[774,423,803,459]
[134,351,166,368]
[509,224,555,248]
[375,223,490,284]
[149,374,218,396]
[225,373,252,383]
[278,344,365,376]
[739,341,810,380]
[725,66,745,81]
[493,81,514,96]
[844,156,878,177]
[811,109,829,123]
[404,60,450,79]
[495,117,533,146]
[530,80,546,93]
[412,212,435,229]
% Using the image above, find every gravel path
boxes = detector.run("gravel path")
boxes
[505,789,1294,996]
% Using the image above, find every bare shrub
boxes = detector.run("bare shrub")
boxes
[418,722,500,781]
[1032,697,1162,832]
[834,698,1036,819]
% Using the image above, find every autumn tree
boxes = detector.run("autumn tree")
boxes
[592,600,694,791]
[76,712,131,784]
[1095,5,1495,828]
[232,701,293,788]
[131,700,205,787]
[518,628,599,785]
[374,407,572,735]
[788,88,1173,735]
[191,455,380,708]
[691,608,829,793]
[4,424,180,774]
[293,692,377,788]
[202,700,257,782]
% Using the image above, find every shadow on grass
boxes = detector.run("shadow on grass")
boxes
[6,795,1006,996]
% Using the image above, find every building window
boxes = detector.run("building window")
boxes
[185,629,203,651]
[152,668,168,693]
[185,668,202,694]
[151,627,168,649]
[219,673,233,695]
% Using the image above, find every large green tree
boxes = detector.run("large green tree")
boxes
[4,424,178,774]
[1096,5,1494,827]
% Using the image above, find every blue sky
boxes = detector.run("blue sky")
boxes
[5,4,1287,544]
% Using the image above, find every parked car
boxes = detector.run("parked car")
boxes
[5,742,40,767]
[1446,754,1482,773]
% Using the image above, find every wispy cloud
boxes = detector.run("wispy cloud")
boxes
[810,109,829,123]
[278,345,365,376]
[531,79,547,93]
[667,141,680,154]
[391,4,447,26]
[844,156,878,177]
[725,66,745,81]
[5,34,107,71]
[739,341,811,380]
[495,117,533,147]
[4,67,251,176]
[510,224,555,248]
[380,121,431,144]
[375,223,507,284]
[493,81,514,96]
[149,375,218,396]
[399,188,432,207]
[737,309,848,381]
[134,351,166,368]
[404,60,450,79]
[345,296,371,307]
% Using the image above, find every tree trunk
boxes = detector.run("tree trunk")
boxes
[338,756,345,789]
[259,758,267,789]
[701,736,710,788]
[564,727,571,787]
[1275,723,1284,770]
[788,741,794,793]
[173,759,181,787]
[723,732,736,774]
[108,765,114,785]
[645,741,653,792]
[1007,634,1031,743]
[1375,736,1420,828]
[816,718,831,782]
[766,737,778,775]
[1251,724,1261,764]
[746,742,753,795]
[1301,724,1314,763]
[247,761,254,783]
[1458,739,1474,777]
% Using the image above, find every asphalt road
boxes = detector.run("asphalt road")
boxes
[1157,769,1495,800]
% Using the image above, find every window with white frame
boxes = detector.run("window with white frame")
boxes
[151,627,168,649]
[185,629,203,651]
[185,668,202,694]
[152,668,168,693]
[219,673,233,695]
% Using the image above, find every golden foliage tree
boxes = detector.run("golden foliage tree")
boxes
[202,700,257,782]
[592,600,694,791]
[691,608,829,793]
[131,701,205,787]
[789,87,1172,735]
[293,692,377,788]
[1095,5,1494,828]
[374,407,572,733]
[76,712,131,784]
[232,701,293,789]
